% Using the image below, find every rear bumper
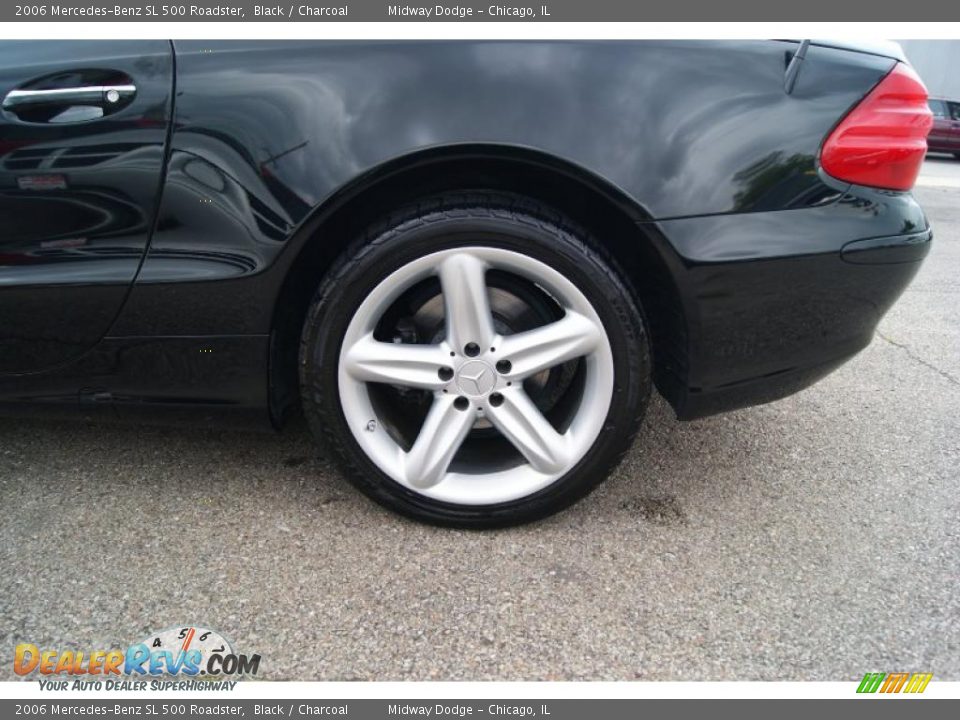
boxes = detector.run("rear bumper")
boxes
[650,187,931,420]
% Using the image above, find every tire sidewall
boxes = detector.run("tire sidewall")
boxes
[301,202,651,527]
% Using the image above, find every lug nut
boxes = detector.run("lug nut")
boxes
[496,359,511,374]
[489,392,504,407]
[464,342,480,357]
[453,396,470,411]
[438,366,454,381]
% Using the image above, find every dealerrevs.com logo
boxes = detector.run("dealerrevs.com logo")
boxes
[14,626,260,689]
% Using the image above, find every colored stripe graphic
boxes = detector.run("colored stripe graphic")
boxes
[881,672,909,693]
[857,672,932,694]
[857,673,886,693]
[904,673,933,694]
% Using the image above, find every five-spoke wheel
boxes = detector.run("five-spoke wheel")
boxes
[300,194,650,526]
[338,246,614,504]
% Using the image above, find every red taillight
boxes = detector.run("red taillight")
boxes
[820,63,933,191]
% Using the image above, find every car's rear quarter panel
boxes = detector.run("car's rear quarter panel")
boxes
[116,39,897,335]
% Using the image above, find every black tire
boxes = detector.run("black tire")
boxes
[299,192,651,528]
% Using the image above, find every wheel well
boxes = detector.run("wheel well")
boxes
[269,151,689,426]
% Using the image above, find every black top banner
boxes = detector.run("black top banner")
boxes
[5,0,960,21]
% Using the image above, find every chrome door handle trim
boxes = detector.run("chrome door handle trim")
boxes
[2,84,136,110]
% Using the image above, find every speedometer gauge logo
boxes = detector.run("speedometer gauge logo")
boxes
[126,625,260,677]
[138,626,233,676]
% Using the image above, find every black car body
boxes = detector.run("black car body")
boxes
[0,40,933,525]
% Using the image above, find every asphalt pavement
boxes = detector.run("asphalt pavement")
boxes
[1,160,958,681]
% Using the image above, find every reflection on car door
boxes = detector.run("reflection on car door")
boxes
[0,40,173,374]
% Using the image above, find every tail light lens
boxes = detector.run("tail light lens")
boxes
[820,63,933,191]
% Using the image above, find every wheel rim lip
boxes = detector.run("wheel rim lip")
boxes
[338,245,615,506]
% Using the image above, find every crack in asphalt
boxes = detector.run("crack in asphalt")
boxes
[876,330,960,388]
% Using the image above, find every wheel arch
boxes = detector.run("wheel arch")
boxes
[268,144,692,425]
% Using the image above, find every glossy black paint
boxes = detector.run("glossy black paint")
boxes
[0,40,930,425]
[123,40,893,295]
[0,40,173,374]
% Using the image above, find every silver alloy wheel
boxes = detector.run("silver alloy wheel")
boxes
[338,246,614,505]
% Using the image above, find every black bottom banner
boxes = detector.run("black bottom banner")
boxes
[3,699,958,720]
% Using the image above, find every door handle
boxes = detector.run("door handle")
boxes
[2,84,136,112]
